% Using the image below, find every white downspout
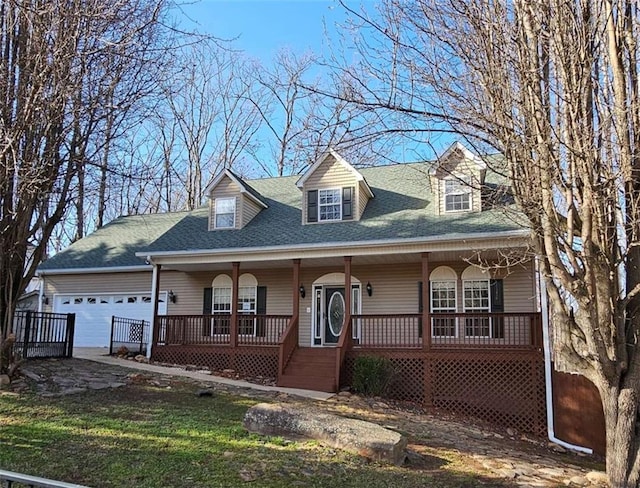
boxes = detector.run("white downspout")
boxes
[147,257,158,360]
[539,262,593,454]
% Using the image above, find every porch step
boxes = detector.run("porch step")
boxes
[278,347,337,393]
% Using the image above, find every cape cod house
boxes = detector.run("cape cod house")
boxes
[37,142,551,437]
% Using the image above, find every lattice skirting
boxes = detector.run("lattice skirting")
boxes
[152,345,278,378]
[343,349,546,436]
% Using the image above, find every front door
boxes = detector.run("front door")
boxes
[324,287,345,344]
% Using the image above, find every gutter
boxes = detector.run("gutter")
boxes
[136,229,530,260]
[37,265,152,276]
[539,261,592,454]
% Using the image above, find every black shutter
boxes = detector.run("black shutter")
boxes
[342,187,354,220]
[203,288,212,335]
[490,279,504,338]
[256,286,267,337]
[307,190,318,222]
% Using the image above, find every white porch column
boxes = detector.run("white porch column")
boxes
[147,261,160,359]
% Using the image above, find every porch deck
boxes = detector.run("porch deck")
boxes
[150,311,545,436]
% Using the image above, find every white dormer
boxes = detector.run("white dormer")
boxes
[204,169,267,230]
[430,142,486,215]
[296,149,374,224]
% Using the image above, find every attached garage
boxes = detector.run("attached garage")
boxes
[54,291,167,347]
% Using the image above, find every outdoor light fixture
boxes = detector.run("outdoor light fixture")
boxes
[366,282,373,297]
[41,295,49,305]
[168,290,176,303]
[299,284,305,298]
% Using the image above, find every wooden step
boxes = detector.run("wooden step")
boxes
[277,347,338,392]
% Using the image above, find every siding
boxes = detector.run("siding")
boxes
[43,259,536,346]
[208,175,241,230]
[433,158,483,215]
[43,272,153,313]
[358,180,369,218]
[165,268,294,317]
[241,194,262,226]
[302,154,359,223]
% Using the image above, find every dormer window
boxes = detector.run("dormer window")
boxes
[319,189,341,221]
[215,197,236,229]
[307,187,354,223]
[444,178,471,212]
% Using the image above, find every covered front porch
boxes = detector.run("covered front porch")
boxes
[147,250,543,393]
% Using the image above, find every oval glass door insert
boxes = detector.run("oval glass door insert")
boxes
[328,291,345,336]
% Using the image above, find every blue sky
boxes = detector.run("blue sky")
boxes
[180,0,354,62]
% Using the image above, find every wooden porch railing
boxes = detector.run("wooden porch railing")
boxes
[351,312,542,349]
[278,315,299,376]
[156,314,291,347]
[335,312,352,389]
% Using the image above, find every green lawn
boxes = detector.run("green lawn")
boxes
[0,383,507,487]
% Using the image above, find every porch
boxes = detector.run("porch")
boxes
[148,252,546,436]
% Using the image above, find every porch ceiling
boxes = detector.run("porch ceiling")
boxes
[161,249,510,272]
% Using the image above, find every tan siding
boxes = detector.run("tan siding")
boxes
[163,268,294,317]
[434,157,483,214]
[357,181,369,219]
[43,272,153,313]
[241,194,262,226]
[208,176,241,230]
[502,261,537,313]
[302,154,358,224]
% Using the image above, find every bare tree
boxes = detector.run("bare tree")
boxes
[0,0,171,373]
[326,1,640,485]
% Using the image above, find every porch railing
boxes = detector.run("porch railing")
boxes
[351,312,542,349]
[278,315,299,376]
[157,314,291,347]
[12,311,75,359]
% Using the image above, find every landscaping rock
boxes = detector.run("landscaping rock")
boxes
[0,374,10,388]
[243,402,407,465]
[196,388,213,397]
[134,355,148,363]
[585,471,608,485]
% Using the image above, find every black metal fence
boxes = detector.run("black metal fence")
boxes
[110,316,150,355]
[12,311,75,359]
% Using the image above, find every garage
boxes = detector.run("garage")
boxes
[54,292,168,347]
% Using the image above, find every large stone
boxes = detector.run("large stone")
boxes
[243,403,407,465]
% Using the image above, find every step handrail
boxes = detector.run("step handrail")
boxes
[0,469,89,488]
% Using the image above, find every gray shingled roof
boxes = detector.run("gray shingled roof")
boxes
[39,162,527,271]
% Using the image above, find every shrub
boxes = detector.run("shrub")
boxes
[351,355,395,397]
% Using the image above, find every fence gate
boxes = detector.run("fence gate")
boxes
[12,311,75,359]
[110,316,150,355]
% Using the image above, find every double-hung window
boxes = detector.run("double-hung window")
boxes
[430,281,457,337]
[212,287,231,334]
[215,197,236,229]
[318,189,341,221]
[463,280,490,337]
[444,178,471,212]
[237,286,257,335]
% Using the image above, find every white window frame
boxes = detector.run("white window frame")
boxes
[444,177,471,212]
[237,285,257,336]
[430,280,457,338]
[462,279,491,337]
[318,188,342,221]
[214,197,236,229]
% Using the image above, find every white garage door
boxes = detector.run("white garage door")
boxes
[54,292,168,347]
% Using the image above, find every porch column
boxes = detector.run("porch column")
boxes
[344,256,352,318]
[292,259,301,320]
[230,262,240,348]
[148,262,161,359]
[422,252,431,350]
